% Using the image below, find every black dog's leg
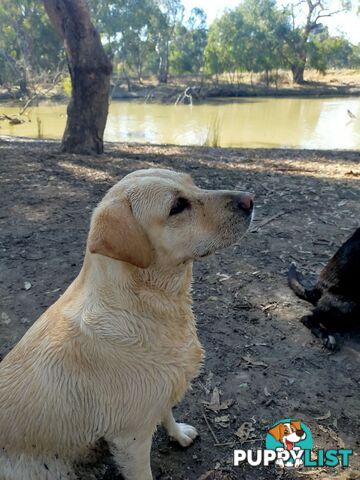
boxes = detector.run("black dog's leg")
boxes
[301,311,337,350]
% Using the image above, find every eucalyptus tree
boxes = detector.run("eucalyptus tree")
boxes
[204,9,250,78]
[44,0,112,154]
[87,0,183,83]
[237,0,289,84]
[282,0,346,83]
[0,0,62,93]
[152,0,184,83]
[308,31,356,70]
[88,0,159,81]
[204,0,288,83]
[169,8,207,74]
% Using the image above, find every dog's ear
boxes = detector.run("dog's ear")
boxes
[88,198,152,268]
[268,423,285,442]
[291,421,302,431]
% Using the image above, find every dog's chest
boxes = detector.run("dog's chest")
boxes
[143,308,204,405]
[144,309,204,404]
[86,302,204,430]
[168,333,204,404]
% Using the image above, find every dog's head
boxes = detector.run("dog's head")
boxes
[268,421,306,450]
[88,168,253,268]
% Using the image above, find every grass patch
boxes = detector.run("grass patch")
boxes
[203,115,222,147]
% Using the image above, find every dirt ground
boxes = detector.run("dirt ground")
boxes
[0,138,359,480]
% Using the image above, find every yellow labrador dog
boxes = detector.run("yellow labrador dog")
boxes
[0,169,253,480]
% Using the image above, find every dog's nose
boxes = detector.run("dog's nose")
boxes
[234,192,254,212]
[296,429,304,437]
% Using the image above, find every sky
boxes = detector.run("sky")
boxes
[182,0,360,44]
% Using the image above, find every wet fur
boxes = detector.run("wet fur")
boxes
[288,227,360,349]
[0,169,253,480]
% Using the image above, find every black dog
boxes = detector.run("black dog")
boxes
[288,227,360,349]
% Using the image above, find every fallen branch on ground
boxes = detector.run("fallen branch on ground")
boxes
[250,210,288,233]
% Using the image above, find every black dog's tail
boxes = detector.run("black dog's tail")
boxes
[288,262,321,305]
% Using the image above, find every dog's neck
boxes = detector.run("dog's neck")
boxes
[79,251,193,300]
[134,261,193,297]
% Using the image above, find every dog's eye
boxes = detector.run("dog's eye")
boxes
[169,197,191,216]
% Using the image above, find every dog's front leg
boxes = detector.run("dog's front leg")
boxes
[110,433,153,480]
[163,409,198,447]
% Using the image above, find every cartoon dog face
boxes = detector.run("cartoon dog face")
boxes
[268,421,306,450]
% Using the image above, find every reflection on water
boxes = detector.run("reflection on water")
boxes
[1,97,359,149]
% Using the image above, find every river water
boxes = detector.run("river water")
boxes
[1,97,359,149]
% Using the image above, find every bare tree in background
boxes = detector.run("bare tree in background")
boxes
[286,0,342,84]
[43,0,112,154]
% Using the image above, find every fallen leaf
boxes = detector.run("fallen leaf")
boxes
[218,399,234,410]
[235,422,255,443]
[210,387,220,407]
[202,387,220,412]
[205,371,214,391]
[214,415,230,428]
[202,387,234,412]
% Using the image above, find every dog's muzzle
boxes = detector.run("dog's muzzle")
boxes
[231,192,254,215]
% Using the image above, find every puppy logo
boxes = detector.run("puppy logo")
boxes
[266,419,312,468]
[269,420,306,450]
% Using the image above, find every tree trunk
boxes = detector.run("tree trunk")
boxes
[18,67,29,97]
[265,69,270,87]
[291,64,305,84]
[158,42,169,84]
[43,0,112,154]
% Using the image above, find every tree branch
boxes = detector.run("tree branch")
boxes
[314,9,343,22]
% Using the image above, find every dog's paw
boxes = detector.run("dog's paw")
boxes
[170,423,198,447]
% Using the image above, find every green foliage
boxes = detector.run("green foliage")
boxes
[203,0,358,84]
[0,0,63,86]
[169,8,207,74]
[309,33,358,71]
[88,0,184,81]
[204,0,290,80]
[204,9,248,76]
[349,43,360,67]
[277,0,356,83]
[238,0,289,74]
[0,0,358,91]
